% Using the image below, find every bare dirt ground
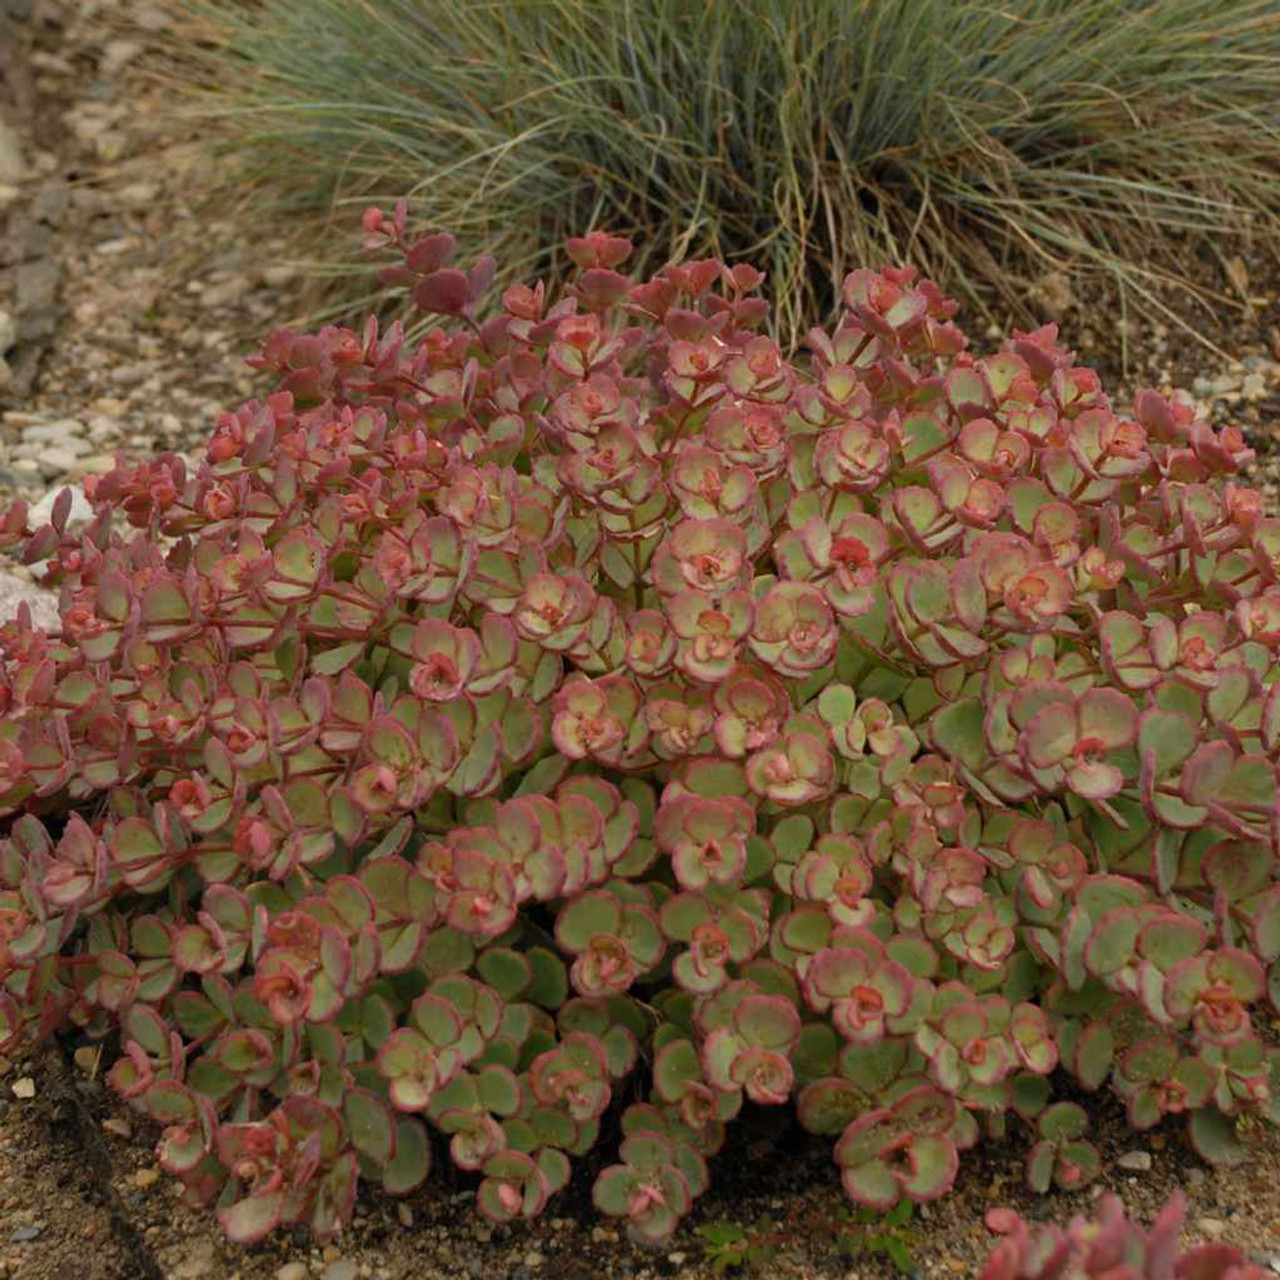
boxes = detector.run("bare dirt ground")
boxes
[3,4,1280,1280]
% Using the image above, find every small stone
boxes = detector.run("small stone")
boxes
[0,310,14,353]
[101,39,145,76]
[110,361,159,388]
[73,455,119,477]
[21,419,86,443]
[202,275,255,309]
[1197,1218,1227,1239]
[323,1263,357,1280]
[133,1167,160,1189]
[1243,373,1267,401]
[15,438,92,463]
[11,1078,35,1100]
[668,1253,687,1266]
[591,1227,611,1245]
[102,1117,132,1139]
[523,1253,543,1268]
[1187,1168,1207,1188]
[396,1203,413,1228]
[1117,1150,1152,1172]
[39,447,86,477]
[322,1245,342,1263]
[118,182,160,206]
[9,1226,41,1243]
[275,1266,308,1280]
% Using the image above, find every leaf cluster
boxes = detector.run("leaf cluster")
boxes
[0,215,1277,1246]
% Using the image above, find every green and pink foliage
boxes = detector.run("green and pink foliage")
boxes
[1,208,1279,1245]
[982,1191,1267,1280]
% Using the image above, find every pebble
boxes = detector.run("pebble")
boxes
[523,1252,544,1268]
[73,454,118,477]
[172,1257,213,1279]
[133,1167,160,1189]
[101,39,144,77]
[275,1266,308,1280]
[8,1227,41,1244]
[10,1078,35,1100]
[396,1203,413,1227]
[0,310,14,353]
[20,419,86,444]
[102,1117,132,1139]
[590,1227,611,1244]
[202,275,255,309]
[323,1263,358,1280]
[1197,1218,1227,1238]
[1117,1150,1152,1172]
[17,441,91,473]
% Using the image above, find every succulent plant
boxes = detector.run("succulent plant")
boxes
[0,211,1278,1246]
[982,1191,1267,1280]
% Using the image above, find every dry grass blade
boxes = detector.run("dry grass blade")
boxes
[173,0,1280,345]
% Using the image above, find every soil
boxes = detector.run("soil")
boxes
[2,4,1280,1280]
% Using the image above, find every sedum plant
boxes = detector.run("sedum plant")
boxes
[982,1191,1267,1280]
[1,208,1279,1245]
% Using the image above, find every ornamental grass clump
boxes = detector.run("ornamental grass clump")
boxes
[0,212,1278,1246]
[184,0,1280,340]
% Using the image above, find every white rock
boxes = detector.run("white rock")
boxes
[275,1265,308,1280]
[1117,1150,1152,1172]
[201,275,255,309]
[0,572,58,630]
[101,39,144,77]
[21,419,86,443]
[37,447,82,477]
[0,309,15,353]
[1197,1218,1227,1238]
[14,437,91,461]
[10,1076,36,1099]
[29,484,93,529]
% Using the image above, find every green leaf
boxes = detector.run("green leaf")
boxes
[345,1089,396,1165]
[930,699,987,771]
[382,1116,431,1194]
